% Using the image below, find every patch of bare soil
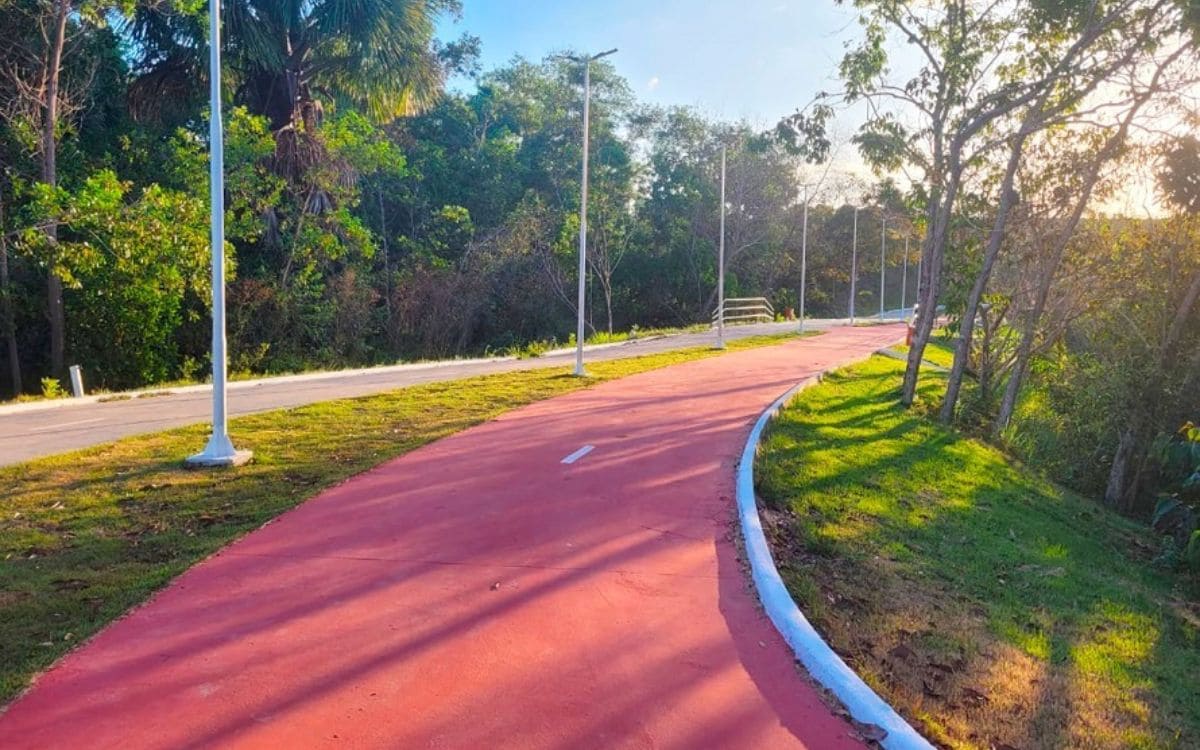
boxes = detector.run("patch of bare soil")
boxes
[759,505,1164,750]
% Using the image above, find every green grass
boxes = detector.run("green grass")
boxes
[585,323,710,345]
[755,353,1199,750]
[893,331,956,368]
[498,323,713,356]
[0,332,800,705]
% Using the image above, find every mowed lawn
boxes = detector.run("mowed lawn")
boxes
[0,333,798,705]
[756,352,1199,750]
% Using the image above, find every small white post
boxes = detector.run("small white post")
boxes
[68,365,84,398]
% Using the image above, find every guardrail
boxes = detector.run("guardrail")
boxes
[712,297,775,326]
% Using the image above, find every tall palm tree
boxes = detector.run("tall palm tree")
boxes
[129,0,458,284]
[130,0,457,131]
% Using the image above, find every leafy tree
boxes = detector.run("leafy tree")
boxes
[938,10,1195,424]
[801,0,1187,408]
[0,0,141,377]
[18,170,210,386]
[0,171,18,394]
[130,0,459,130]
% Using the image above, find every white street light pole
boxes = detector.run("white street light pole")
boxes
[849,206,858,324]
[879,214,887,319]
[717,145,727,349]
[901,234,909,314]
[188,0,250,468]
[574,59,591,376]
[798,184,809,332]
[569,48,616,377]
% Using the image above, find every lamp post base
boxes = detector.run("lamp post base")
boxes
[186,432,253,468]
[186,449,253,468]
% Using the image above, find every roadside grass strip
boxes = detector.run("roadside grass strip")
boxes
[755,350,1199,750]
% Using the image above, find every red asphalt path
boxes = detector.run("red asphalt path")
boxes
[0,324,904,749]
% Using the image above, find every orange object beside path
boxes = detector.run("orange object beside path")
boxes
[1,325,905,749]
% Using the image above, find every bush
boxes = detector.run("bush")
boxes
[1150,424,1200,572]
[40,377,65,399]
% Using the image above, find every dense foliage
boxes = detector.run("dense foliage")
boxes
[0,1,912,395]
[809,0,1200,534]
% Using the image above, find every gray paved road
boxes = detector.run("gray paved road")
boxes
[0,318,899,467]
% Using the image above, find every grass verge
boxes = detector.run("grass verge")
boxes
[585,323,710,345]
[0,332,802,705]
[755,351,1199,750]
[501,323,715,357]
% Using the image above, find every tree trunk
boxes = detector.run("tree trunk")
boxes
[994,243,1078,438]
[1102,269,1200,510]
[978,313,997,403]
[1105,426,1139,510]
[378,187,392,320]
[994,356,1026,436]
[1162,267,1200,356]
[0,190,21,396]
[995,310,1039,437]
[993,84,1160,438]
[940,128,1030,422]
[604,281,613,334]
[902,244,940,404]
[1182,344,1200,404]
[43,0,69,378]
[901,167,960,406]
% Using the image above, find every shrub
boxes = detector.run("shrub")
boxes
[1150,423,1200,572]
[40,377,65,399]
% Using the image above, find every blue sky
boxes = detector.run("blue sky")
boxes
[436,1,862,126]
[434,3,1161,214]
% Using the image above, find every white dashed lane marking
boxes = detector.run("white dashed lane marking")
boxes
[561,445,595,464]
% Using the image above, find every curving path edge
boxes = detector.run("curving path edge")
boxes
[1,324,907,749]
[736,377,935,750]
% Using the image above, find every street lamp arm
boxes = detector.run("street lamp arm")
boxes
[558,49,619,64]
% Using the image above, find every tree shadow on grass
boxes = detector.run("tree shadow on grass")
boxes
[755,358,1198,749]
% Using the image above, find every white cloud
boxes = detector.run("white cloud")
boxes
[646,76,661,92]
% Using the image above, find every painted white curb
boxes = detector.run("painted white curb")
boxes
[0,331,706,417]
[735,377,935,750]
[0,354,520,416]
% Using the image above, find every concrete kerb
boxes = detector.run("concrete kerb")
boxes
[0,336,686,418]
[0,354,528,417]
[0,321,825,418]
[735,375,935,750]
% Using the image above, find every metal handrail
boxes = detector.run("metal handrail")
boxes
[712,297,775,326]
